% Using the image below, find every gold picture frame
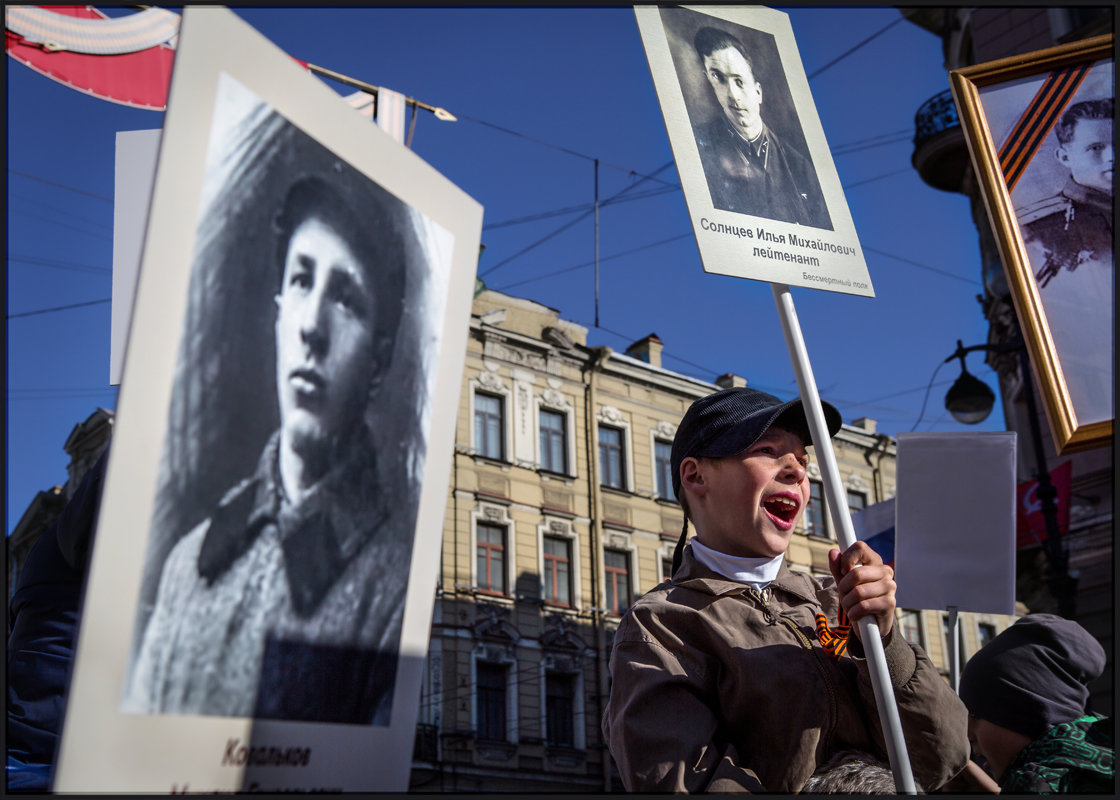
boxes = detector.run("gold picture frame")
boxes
[950,34,1113,454]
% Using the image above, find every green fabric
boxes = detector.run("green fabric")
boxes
[1000,714,1114,794]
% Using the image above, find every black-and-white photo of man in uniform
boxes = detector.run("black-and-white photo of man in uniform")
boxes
[123,77,434,725]
[661,8,832,230]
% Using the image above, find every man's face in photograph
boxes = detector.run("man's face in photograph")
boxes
[1059,116,1114,196]
[275,215,377,460]
[703,45,763,140]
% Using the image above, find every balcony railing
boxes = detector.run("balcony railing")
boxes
[912,89,968,193]
[913,89,960,149]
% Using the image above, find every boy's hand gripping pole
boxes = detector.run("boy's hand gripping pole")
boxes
[771,283,917,795]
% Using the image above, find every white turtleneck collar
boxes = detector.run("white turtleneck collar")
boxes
[690,537,784,592]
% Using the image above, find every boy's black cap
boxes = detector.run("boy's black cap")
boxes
[670,387,842,498]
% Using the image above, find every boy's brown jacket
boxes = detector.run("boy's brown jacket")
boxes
[603,546,970,792]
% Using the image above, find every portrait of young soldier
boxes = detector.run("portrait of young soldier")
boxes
[124,94,430,725]
[1015,97,1113,424]
[660,8,832,230]
[602,387,970,792]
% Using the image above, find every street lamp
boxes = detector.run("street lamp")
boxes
[939,336,1078,619]
[944,341,997,424]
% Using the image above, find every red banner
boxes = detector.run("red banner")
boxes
[1016,460,1073,548]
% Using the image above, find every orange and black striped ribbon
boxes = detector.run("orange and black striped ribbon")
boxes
[997,63,1092,193]
[815,606,851,659]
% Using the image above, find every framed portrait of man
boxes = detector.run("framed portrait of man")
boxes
[635,5,873,296]
[951,34,1113,454]
[54,7,482,793]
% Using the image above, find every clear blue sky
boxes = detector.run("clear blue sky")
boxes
[6,6,1006,536]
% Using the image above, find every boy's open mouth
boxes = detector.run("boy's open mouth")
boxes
[762,495,799,524]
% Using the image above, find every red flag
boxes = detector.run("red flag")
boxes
[1016,460,1073,548]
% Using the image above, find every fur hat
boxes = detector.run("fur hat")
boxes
[959,613,1105,738]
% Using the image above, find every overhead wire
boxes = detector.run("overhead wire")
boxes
[7,298,111,319]
[493,233,692,292]
[832,133,913,156]
[7,209,113,240]
[864,246,980,286]
[9,388,118,401]
[9,255,112,276]
[841,168,912,190]
[9,192,113,230]
[453,112,678,188]
[805,15,904,80]
[478,160,675,278]
[7,168,113,202]
[484,185,679,231]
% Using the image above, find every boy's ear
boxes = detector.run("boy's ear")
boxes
[679,457,707,498]
[1056,144,1071,168]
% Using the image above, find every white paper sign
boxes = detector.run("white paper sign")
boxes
[634,5,872,296]
[55,7,482,793]
[111,129,161,386]
[894,432,1017,615]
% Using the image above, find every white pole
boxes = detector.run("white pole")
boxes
[947,606,961,693]
[771,283,917,795]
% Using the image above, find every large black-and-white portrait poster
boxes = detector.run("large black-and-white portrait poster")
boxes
[54,7,482,794]
[635,5,873,296]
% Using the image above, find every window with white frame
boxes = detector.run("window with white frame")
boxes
[476,522,507,595]
[476,661,508,741]
[604,549,631,615]
[899,609,923,646]
[539,408,567,474]
[847,489,867,516]
[658,541,677,583]
[474,392,505,460]
[654,439,675,501]
[542,535,572,606]
[806,479,828,538]
[977,621,998,650]
[942,614,967,663]
[599,425,625,489]
[545,671,576,748]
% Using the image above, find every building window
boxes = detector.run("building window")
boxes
[476,662,507,741]
[476,522,506,595]
[545,672,576,748]
[847,490,866,516]
[542,535,571,606]
[662,556,674,582]
[604,549,631,615]
[539,409,567,473]
[599,425,625,489]
[977,621,997,650]
[806,479,828,537]
[942,615,968,663]
[899,609,923,645]
[654,439,675,501]
[474,393,504,460]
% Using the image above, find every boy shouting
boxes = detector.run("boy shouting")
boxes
[603,387,969,792]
